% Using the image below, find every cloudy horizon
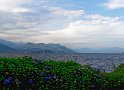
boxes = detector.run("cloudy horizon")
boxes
[0,0,124,48]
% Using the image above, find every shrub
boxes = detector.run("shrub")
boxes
[0,57,124,89]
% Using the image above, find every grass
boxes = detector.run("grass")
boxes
[0,56,124,90]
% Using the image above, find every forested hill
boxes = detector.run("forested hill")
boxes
[0,39,76,54]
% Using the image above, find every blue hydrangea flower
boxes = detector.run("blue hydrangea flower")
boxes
[48,74,54,79]
[34,74,37,76]
[45,66,50,69]
[40,72,44,75]
[8,77,13,81]
[4,79,10,86]
[28,79,33,85]
[45,77,49,82]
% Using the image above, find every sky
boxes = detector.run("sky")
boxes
[0,0,124,48]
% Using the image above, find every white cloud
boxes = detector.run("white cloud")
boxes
[0,0,31,13]
[49,7,85,18]
[85,14,120,24]
[102,0,124,9]
[0,0,124,48]
[41,14,124,48]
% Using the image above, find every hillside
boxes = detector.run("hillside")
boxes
[0,43,14,52]
[0,57,124,89]
[0,39,76,54]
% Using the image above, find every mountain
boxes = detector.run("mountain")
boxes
[19,42,76,53]
[0,43,14,52]
[0,39,76,54]
[0,39,19,48]
[74,48,124,53]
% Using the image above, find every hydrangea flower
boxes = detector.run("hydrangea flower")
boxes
[48,74,54,79]
[4,79,10,86]
[34,74,37,76]
[45,66,50,69]
[28,79,33,85]
[45,77,49,82]
[40,72,44,75]
[8,77,13,81]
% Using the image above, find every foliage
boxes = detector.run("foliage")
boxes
[105,64,124,89]
[0,57,124,90]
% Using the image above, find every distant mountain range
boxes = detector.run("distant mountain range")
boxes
[0,39,76,54]
[0,43,14,52]
[74,48,124,53]
[1,39,124,54]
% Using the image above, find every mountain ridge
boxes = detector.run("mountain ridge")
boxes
[0,39,76,54]
[0,43,14,52]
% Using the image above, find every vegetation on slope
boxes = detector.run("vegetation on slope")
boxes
[0,57,124,90]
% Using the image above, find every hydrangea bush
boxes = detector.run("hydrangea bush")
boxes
[0,57,124,90]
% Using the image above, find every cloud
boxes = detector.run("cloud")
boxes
[43,14,124,48]
[49,7,85,18]
[0,0,52,42]
[85,14,120,24]
[0,0,124,48]
[0,0,85,36]
[0,0,31,13]
[102,0,124,9]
